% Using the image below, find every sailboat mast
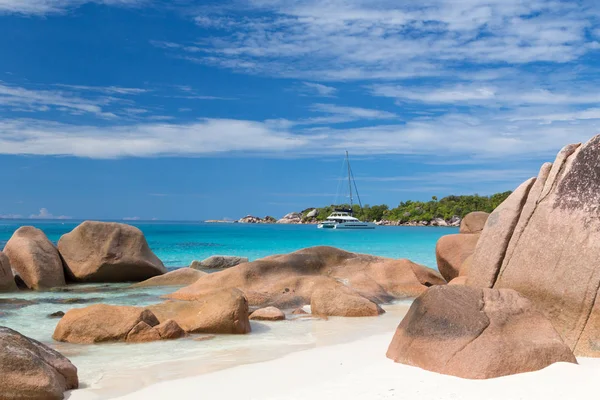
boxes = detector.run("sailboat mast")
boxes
[346,151,353,212]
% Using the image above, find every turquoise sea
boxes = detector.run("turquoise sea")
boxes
[0,220,455,399]
[0,220,456,270]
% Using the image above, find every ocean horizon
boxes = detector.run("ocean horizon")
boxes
[0,220,455,270]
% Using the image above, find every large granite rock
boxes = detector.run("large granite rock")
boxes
[130,268,206,288]
[435,233,480,282]
[53,304,184,344]
[149,288,251,334]
[459,212,490,234]
[58,221,167,283]
[386,285,576,379]
[0,252,17,292]
[3,227,65,290]
[465,135,600,356]
[0,326,78,399]
[166,246,446,310]
[467,178,536,289]
[190,256,249,270]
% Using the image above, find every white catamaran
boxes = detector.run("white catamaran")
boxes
[318,152,376,230]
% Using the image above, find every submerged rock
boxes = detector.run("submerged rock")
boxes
[0,251,17,292]
[190,256,249,270]
[58,221,167,283]
[167,246,445,312]
[387,285,576,379]
[150,288,251,334]
[130,268,207,288]
[249,306,286,321]
[0,326,78,400]
[0,298,37,310]
[3,226,65,290]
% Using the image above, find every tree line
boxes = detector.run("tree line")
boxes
[303,192,512,222]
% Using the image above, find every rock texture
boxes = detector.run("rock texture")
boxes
[167,246,445,311]
[53,304,184,344]
[58,221,167,283]
[249,306,286,321]
[0,251,17,292]
[467,179,536,289]
[130,268,206,288]
[459,212,490,234]
[386,285,577,379]
[3,227,65,290]
[149,288,251,334]
[311,284,384,317]
[0,326,78,400]
[190,256,249,270]
[465,135,600,357]
[435,233,480,282]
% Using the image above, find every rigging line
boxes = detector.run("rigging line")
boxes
[333,155,347,206]
[349,163,364,210]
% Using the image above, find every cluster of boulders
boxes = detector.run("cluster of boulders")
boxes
[236,210,320,225]
[167,246,446,316]
[0,221,167,292]
[238,215,276,224]
[376,216,461,227]
[388,134,600,379]
[276,212,302,224]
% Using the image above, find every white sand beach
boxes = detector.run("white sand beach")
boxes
[67,331,600,400]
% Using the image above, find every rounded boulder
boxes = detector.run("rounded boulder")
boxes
[58,221,167,283]
[3,227,65,290]
[0,326,78,400]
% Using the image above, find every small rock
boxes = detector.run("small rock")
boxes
[48,311,65,319]
[249,306,286,321]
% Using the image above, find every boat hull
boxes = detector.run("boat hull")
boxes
[318,222,377,230]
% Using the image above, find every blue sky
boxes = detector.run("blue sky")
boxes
[0,0,599,220]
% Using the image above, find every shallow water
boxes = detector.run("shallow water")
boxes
[0,220,456,268]
[0,221,449,398]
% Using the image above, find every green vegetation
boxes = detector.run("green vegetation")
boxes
[304,192,512,222]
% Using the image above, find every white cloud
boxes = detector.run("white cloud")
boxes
[0,83,117,118]
[0,118,311,158]
[0,0,144,15]
[0,106,598,160]
[29,208,71,219]
[53,84,148,95]
[157,0,600,80]
[370,84,600,106]
[123,216,141,221]
[299,103,398,125]
[303,82,337,97]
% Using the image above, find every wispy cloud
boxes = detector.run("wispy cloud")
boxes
[299,103,398,125]
[0,0,145,15]
[0,82,117,118]
[155,0,600,80]
[302,82,337,97]
[53,84,149,95]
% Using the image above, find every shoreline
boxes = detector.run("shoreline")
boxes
[64,302,413,400]
[101,332,600,400]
